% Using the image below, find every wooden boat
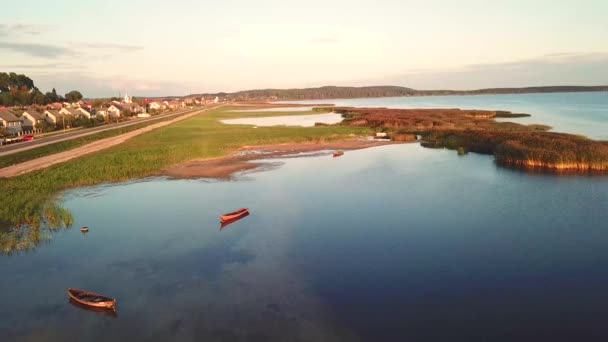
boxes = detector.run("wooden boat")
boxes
[220,208,249,223]
[220,211,250,230]
[80,226,89,233]
[333,151,344,157]
[67,288,116,311]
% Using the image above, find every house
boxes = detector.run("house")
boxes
[59,108,80,117]
[44,110,67,126]
[167,100,183,109]
[21,110,45,130]
[48,102,63,110]
[76,107,92,119]
[107,104,123,118]
[123,103,144,114]
[0,111,24,135]
[148,101,162,110]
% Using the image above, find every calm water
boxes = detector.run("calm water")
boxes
[221,113,343,127]
[2,144,608,341]
[284,92,608,139]
[3,92,608,341]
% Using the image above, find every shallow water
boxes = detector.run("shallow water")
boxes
[221,113,343,127]
[283,92,608,139]
[2,144,608,341]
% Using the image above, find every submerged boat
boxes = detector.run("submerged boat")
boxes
[67,288,116,311]
[220,208,249,223]
[333,151,344,157]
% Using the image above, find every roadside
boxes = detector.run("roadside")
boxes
[0,108,210,178]
[0,109,202,168]
[0,108,199,157]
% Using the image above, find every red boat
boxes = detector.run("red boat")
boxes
[220,211,250,230]
[67,288,116,311]
[333,151,344,157]
[220,208,249,223]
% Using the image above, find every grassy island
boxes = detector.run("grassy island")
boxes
[333,107,608,173]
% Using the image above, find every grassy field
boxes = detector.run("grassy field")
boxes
[0,106,369,225]
[0,111,197,168]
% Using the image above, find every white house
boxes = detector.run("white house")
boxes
[44,110,67,126]
[107,105,122,118]
[21,110,45,130]
[59,108,80,117]
[76,107,92,119]
[148,101,162,110]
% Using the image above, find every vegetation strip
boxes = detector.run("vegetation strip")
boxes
[0,111,196,168]
[0,108,209,177]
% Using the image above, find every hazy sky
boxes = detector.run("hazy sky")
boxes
[1,0,607,96]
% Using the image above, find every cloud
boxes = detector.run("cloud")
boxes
[0,62,83,70]
[0,41,74,58]
[309,37,339,44]
[29,71,197,97]
[0,24,51,36]
[82,43,143,52]
[363,52,608,90]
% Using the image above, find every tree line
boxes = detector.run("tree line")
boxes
[0,72,83,106]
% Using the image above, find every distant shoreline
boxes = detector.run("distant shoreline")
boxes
[188,85,608,102]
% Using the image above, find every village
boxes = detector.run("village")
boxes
[0,94,221,143]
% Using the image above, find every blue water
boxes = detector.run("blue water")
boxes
[284,92,608,140]
[2,143,608,341]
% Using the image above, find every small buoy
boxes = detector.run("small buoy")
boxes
[81,226,89,233]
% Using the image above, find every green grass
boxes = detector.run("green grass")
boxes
[0,113,195,168]
[0,106,369,225]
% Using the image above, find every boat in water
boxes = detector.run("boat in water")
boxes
[67,288,116,311]
[220,211,250,230]
[220,208,250,223]
[333,151,344,157]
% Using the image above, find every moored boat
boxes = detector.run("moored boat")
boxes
[220,211,250,230]
[67,288,116,311]
[220,208,249,223]
[333,151,344,157]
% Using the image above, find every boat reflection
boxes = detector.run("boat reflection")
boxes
[68,298,118,318]
[220,212,250,230]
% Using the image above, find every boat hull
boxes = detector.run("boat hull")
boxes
[220,208,249,223]
[67,288,116,310]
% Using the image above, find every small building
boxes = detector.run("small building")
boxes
[0,111,23,135]
[59,108,80,117]
[44,110,67,126]
[107,104,123,118]
[21,110,46,130]
[137,113,151,118]
[148,101,162,110]
[76,107,92,119]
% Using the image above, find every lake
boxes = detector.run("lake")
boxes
[283,91,608,140]
[2,92,608,341]
[221,113,343,127]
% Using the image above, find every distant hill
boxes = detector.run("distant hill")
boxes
[189,85,608,101]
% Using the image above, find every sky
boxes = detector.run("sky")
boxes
[1,0,607,97]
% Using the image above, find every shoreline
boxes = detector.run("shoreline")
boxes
[163,140,402,179]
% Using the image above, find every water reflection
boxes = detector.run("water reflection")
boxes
[0,204,73,255]
[68,299,118,318]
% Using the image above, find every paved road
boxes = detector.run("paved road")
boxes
[0,107,207,157]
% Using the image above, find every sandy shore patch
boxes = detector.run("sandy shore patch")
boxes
[164,140,403,179]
